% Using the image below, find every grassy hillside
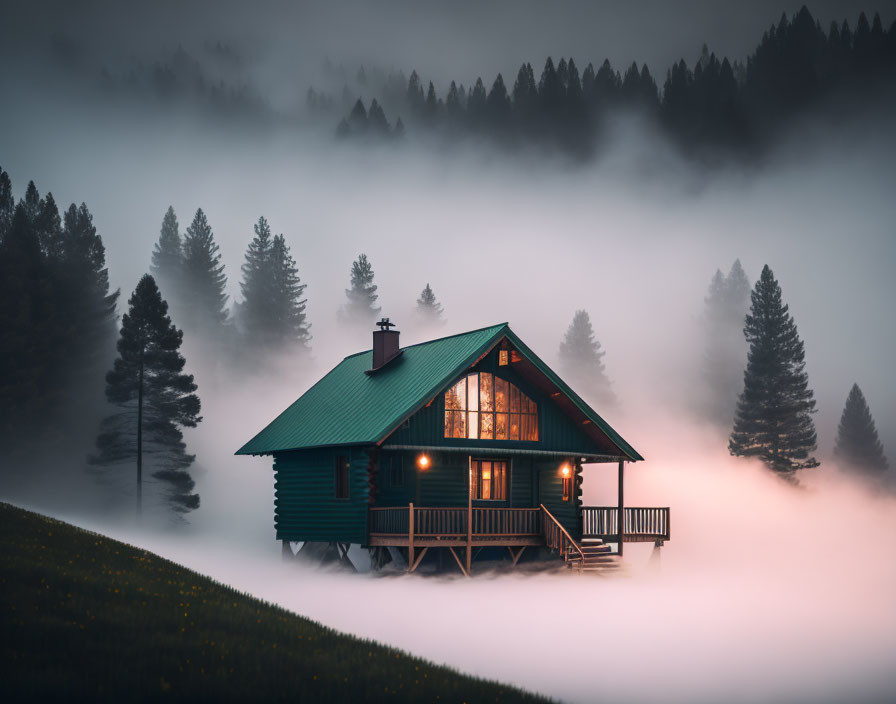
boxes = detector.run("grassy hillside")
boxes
[0,503,547,702]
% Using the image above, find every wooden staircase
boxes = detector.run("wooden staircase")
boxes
[564,541,623,573]
[541,504,623,575]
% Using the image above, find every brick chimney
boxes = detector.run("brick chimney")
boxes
[370,318,401,372]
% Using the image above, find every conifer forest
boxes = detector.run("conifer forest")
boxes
[1,2,895,703]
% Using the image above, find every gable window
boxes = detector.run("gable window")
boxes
[471,459,508,500]
[444,373,538,441]
[335,455,350,499]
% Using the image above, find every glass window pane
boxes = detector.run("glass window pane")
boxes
[495,378,508,412]
[521,413,529,441]
[510,414,520,440]
[496,413,508,440]
[510,385,520,412]
[471,460,479,499]
[481,461,492,499]
[480,373,493,412]
[495,462,505,500]
[467,373,479,412]
[528,413,539,441]
[480,412,494,440]
[468,411,479,439]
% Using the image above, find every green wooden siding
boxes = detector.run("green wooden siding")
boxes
[536,460,582,538]
[385,346,600,456]
[273,448,370,543]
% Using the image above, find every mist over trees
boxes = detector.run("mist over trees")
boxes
[416,283,444,325]
[238,216,311,351]
[834,384,889,476]
[340,253,381,324]
[326,6,896,158]
[182,208,230,336]
[150,206,183,305]
[558,310,615,409]
[701,260,750,425]
[0,168,118,464]
[729,265,818,478]
[91,275,201,516]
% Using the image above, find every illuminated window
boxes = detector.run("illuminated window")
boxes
[444,373,538,441]
[498,350,509,366]
[562,475,573,501]
[471,459,507,500]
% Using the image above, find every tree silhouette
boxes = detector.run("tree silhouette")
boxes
[416,283,444,324]
[341,253,381,323]
[729,265,818,477]
[181,208,228,333]
[834,384,888,474]
[92,275,201,516]
[150,206,183,303]
[558,310,615,407]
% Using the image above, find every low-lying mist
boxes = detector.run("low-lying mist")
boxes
[2,6,896,698]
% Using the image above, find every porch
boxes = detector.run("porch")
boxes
[368,504,670,575]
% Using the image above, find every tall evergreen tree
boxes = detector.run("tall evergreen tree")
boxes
[558,310,615,407]
[701,259,750,423]
[181,208,228,332]
[59,202,119,373]
[834,384,888,474]
[239,215,274,340]
[150,206,183,302]
[239,218,310,349]
[269,233,310,348]
[341,253,381,323]
[729,265,818,476]
[92,275,201,516]
[0,167,13,240]
[416,283,444,324]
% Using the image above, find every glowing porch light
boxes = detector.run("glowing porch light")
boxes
[417,453,431,469]
[560,464,571,477]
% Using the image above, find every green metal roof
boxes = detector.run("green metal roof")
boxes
[236,322,642,461]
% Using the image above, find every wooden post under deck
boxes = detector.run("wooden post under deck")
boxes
[408,502,414,571]
[466,456,473,574]
[617,460,625,558]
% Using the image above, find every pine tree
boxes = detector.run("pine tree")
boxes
[0,167,13,240]
[729,265,818,476]
[239,218,310,349]
[92,275,201,516]
[416,283,444,324]
[269,234,310,348]
[834,384,888,474]
[341,253,380,323]
[59,202,119,373]
[239,215,274,341]
[150,206,183,302]
[558,310,615,407]
[182,208,228,332]
[702,259,750,424]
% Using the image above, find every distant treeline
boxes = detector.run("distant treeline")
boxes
[327,7,896,155]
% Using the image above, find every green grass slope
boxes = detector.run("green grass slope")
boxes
[0,503,547,703]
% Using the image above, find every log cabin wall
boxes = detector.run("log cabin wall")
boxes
[272,447,370,544]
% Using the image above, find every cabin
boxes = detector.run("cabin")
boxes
[236,320,669,575]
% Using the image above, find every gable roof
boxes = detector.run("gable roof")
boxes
[236,323,642,461]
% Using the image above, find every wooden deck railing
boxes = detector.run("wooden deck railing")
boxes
[370,506,540,536]
[540,504,585,567]
[581,506,670,542]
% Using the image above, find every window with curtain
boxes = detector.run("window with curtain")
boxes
[471,459,508,500]
[444,373,538,441]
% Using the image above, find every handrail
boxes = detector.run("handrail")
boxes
[581,506,670,541]
[539,503,585,564]
[369,506,541,536]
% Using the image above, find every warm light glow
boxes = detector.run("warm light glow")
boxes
[417,454,430,469]
[561,464,571,477]
[482,471,491,480]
